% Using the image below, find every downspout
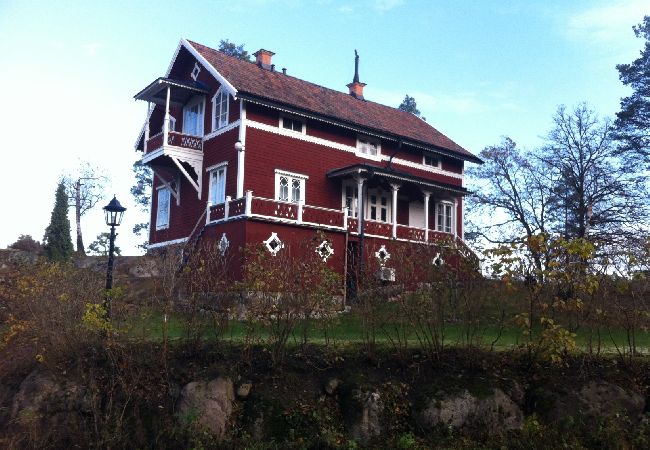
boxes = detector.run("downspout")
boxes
[385,139,403,171]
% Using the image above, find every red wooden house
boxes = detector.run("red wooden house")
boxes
[134,39,482,291]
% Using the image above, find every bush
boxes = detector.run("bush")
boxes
[8,234,43,254]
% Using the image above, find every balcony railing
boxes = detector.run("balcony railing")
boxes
[145,131,203,154]
[205,192,469,251]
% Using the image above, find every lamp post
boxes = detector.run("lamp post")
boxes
[102,196,126,319]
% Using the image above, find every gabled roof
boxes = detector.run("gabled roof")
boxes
[185,40,481,164]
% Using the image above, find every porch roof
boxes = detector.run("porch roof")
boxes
[134,77,209,107]
[327,163,470,196]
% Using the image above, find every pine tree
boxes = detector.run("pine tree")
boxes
[398,95,421,117]
[43,181,74,261]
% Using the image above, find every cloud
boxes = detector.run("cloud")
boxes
[372,0,404,12]
[337,4,354,14]
[566,0,649,45]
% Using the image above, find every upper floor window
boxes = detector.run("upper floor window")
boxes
[437,201,454,234]
[183,96,204,136]
[156,187,170,230]
[208,163,227,204]
[275,169,308,203]
[212,88,229,131]
[280,114,305,134]
[357,135,380,159]
[423,154,441,168]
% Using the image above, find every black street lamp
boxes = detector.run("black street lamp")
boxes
[102,196,126,319]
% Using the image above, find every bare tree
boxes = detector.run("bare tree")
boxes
[541,104,648,248]
[467,137,554,275]
[64,162,108,255]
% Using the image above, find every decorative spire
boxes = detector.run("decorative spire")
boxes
[353,49,360,83]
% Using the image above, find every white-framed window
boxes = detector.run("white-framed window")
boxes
[156,187,170,230]
[423,153,441,168]
[356,135,381,159]
[367,188,390,222]
[275,170,308,203]
[208,163,227,204]
[280,114,305,134]
[211,88,229,131]
[341,182,391,222]
[183,96,204,136]
[437,201,454,234]
[169,115,176,132]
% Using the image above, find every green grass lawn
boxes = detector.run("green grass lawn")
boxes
[119,307,650,355]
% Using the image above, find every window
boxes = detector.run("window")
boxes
[183,96,204,136]
[156,187,170,230]
[423,154,441,168]
[275,170,308,203]
[344,184,359,218]
[280,115,305,134]
[437,202,454,234]
[169,115,176,132]
[208,163,227,204]
[212,88,229,131]
[368,189,390,222]
[357,135,380,158]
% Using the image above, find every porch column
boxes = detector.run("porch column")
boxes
[423,191,431,242]
[144,102,151,152]
[390,183,400,239]
[356,176,364,235]
[163,86,171,146]
[236,141,245,198]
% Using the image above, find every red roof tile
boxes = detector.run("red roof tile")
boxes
[188,40,479,162]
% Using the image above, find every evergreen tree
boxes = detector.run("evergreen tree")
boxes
[43,181,74,261]
[398,95,421,117]
[218,39,251,61]
[615,15,650,167]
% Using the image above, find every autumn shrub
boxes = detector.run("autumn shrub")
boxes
[0,260,105,374]
[242,235,342,366]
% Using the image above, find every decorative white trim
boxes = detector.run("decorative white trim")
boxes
[316,240,334,262]
[274,169,309,180]
[218,233,229,254]
[147,236,189,250]
[263,232,284,256]
[203,119,240,141]
[375,245,391,266]
[205,161,229,172]
[191,62,201,81]
[246,120,463,180]
[169,39,238,98]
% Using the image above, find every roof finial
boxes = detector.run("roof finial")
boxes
[353,49,360,83]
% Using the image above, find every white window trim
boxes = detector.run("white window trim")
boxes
[182,95,205,136]
[436,200,455,234]
[207,162,228,205]
[356,135,382,161]
[211,87,229,132]
[279,113,306,135]
[274,169,308,203]
[423,153,441,169]
[156,186,171,230]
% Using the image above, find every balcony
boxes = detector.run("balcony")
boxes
[145,131,203,154]
[206,192,465,249]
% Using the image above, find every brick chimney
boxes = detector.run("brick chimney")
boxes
[254,49,275,70]
[347,49,366,100]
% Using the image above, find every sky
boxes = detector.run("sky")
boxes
[0,0,647,254]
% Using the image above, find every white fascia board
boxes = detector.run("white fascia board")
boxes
[165,39,238,99]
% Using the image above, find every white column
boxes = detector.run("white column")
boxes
[356,177,364,234]
[225,195,231,219]
[423,191,431,242]
[245,190,253,216]
[297,200,303,224]
[144,102,151,152]
[163,86,171,146]
[206,201,212,225]
[236,141,245,198]
[343,206,348,230]
[391,183,400,239]
[454,198,458,238]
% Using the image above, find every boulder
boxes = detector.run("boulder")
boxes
[324,378,342,396]
[177,377,235,438]
[236,382,252,399]
[417,388,523,434]
[343,389,383,443]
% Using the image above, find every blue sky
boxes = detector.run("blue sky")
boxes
[0,0,647,253]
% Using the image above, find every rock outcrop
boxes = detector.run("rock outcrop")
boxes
[177,377,235,439]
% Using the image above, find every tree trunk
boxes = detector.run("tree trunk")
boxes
[75,179,85,255]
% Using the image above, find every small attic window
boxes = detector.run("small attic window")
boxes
[280,114,305,134]
[423,154,441,168]
[191,62,201,81]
